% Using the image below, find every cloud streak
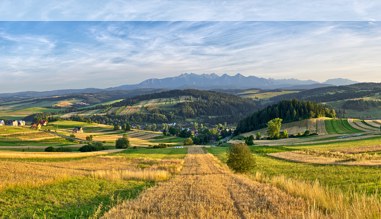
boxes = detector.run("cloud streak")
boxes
[0,21,380,92]
[1,0,381,21]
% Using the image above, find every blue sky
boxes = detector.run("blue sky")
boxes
[0,1,380,92]
[1,0,381,21]
[0,21,380,92]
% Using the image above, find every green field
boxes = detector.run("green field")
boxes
[208,137,381,195]
[324,119,363,134]
[0,177,150,218]
[0,146,185,218]
[239,90,299,100]
[117,147,188,159]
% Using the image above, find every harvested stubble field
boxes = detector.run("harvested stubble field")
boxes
[0,147,186,218]
[208,146,381,218]
[270,142,381,166]
[104,147,309,218]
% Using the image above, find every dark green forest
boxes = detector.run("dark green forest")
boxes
[234,99,336,134]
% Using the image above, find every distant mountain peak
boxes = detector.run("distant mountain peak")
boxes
[111,73,328,90]
[324,78,358,86]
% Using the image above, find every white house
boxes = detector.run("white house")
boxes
[18,120,26,126]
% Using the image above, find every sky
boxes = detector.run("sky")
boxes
[0,1,380,92]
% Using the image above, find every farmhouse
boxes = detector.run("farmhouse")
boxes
[18,120,26,126]
[6,120,19,126]
[39,120,48,126]
[73,127,83,133]
[31,123,42,130]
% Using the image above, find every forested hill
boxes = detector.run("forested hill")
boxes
[235,100,336,134]
[109,89,258,124]
[113,89,249,107]
[270,83,381,103]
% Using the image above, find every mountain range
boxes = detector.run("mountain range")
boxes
[0,73,358,99]
[111,73,358,90]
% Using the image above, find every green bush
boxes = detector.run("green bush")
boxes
[79,142,105,152]
[152,144,169,149]
[255,132,261,140]
[227,144,255,173]
[183,138,194,145]
[45,146,55,152]
[45,147,72,152]
[115,135,130,149]
[245,135,255,146]
[280,130,289,139]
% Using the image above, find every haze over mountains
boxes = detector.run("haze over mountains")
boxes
[0,73,358,98]
[112,73,357,90]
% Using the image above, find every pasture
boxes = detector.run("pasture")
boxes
[238,89,299,100]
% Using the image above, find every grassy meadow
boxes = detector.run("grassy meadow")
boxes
[0,147,186,218]
[208,137,381,194]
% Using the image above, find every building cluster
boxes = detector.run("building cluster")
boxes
[0,120,26,126]
[30,120,49,130]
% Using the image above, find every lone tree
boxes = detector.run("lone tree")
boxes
[115,134,130,149]
[183,137,194,145]
[256,132,261,140]
[267,118,283,139]
[86,135,93,142]
[123,123,131,132]
[245,135,255,146]
[227,143,256,173]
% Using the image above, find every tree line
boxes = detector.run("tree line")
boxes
[234,99,336,135]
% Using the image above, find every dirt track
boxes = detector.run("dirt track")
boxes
[103,147,307,218]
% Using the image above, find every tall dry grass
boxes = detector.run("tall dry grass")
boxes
[91,169,170,181]
[0,149,123,159]
[0,155,183,191]
[253,172,381,218]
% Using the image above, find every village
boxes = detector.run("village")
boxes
[0,119,48,129]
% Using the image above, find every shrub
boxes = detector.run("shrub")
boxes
[303,130,311,136]
[280,130,289,139]
[79,142,105,152]
[45,147,73,152]
[183,138,194,145]
[45,146,55,152]
[153,144,169,148]
[226,143,256,173]
[69,134,76,142]
[86,135,93,142]
[255,132,261,140]
[245,135,255,146]
[79,145,95,152]
[115,135,130,149]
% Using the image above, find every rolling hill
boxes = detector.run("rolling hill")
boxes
[270,83,381,119]
[234,99,336,135]
[66,89,259,125]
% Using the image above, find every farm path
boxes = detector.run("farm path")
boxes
[103,147,307,218]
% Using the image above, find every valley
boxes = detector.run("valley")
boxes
[1,80,381,218]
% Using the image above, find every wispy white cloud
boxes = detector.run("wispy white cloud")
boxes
[1,0,381,21]
[0,21,380,92]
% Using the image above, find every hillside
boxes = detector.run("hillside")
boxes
[271,83,381,119]
[0,89,163,120]
[63,89,258,125]
[235,99,336,135]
